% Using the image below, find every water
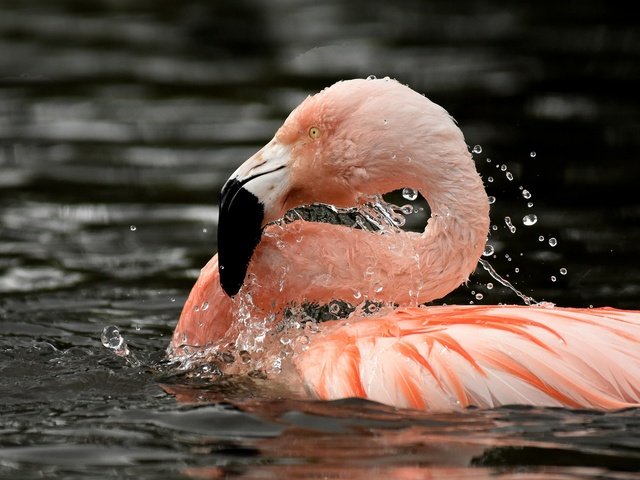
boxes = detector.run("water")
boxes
[1,0,640,478]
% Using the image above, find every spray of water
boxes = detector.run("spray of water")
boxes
[101,325,141,367]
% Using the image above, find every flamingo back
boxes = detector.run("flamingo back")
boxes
[295,305,640,411]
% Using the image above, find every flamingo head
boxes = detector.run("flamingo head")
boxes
[218,77,467,296]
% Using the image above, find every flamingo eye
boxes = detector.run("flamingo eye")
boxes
[308,126,321,139]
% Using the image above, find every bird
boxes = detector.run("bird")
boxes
[169,77,640,411]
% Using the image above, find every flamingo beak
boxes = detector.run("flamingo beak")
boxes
[218,140,291,297]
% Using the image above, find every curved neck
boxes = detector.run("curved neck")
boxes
[414,167,490,303]
[244,149,489,313]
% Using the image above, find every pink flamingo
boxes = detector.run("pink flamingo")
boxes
[169,78,640,411]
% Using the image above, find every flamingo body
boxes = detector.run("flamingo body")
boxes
[297,305,640,410]
[170,78,640,411]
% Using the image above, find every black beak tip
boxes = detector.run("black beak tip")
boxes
[218,179,265,297]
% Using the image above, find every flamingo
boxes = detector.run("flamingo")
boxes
[169,78,640,411]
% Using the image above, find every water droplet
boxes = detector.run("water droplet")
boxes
[483,244,495,256]
[101,325,124,350]
[100,325,137,365]
[329,302,341,315]
[560,267,567,275]
[522,190,531,199]
[400,204,414,215]
[530,151,537,158]
[374,284,383,293]
[402,188,418,201]
[367,303,378,313]
[366,75,377,80]
[486,158,492,163]
[527,202,534,208]
[488,196,496,204]
[353,291,362,300]
[487,176,494,183]
[193,305,200,312]
[492,224,498,231]
[548,237,557,247]
[201,301,209,311]
[506,172,513,181]
[538,235,545,242]
[486,282,494,290]
[522,214,537,226]
[129,225,137,231]
[170,297,175,302]
[551,275,557,282]
[472,145,482,154]
[514,267,520,273]
[475,293,483,300]
[504,216,516,234]
[202,228,208,233]
[500,164,507,172]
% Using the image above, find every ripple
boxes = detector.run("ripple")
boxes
[0,444,184,466]
[0,266,83,293]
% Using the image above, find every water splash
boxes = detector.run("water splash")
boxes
[282,195,407,234]
[101,325,141,367]
[352,196,406,233]
[477,148,568,303]
[479,259,554,307]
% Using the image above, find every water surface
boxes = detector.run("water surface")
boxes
[1,1,639,478]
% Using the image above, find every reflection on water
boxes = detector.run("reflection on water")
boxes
[1,0,639,478]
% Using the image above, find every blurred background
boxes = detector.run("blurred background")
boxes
[1,0,639,313]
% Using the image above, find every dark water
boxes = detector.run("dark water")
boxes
[1,1,639,478]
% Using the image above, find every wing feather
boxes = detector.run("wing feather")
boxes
[296,305,640,411]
